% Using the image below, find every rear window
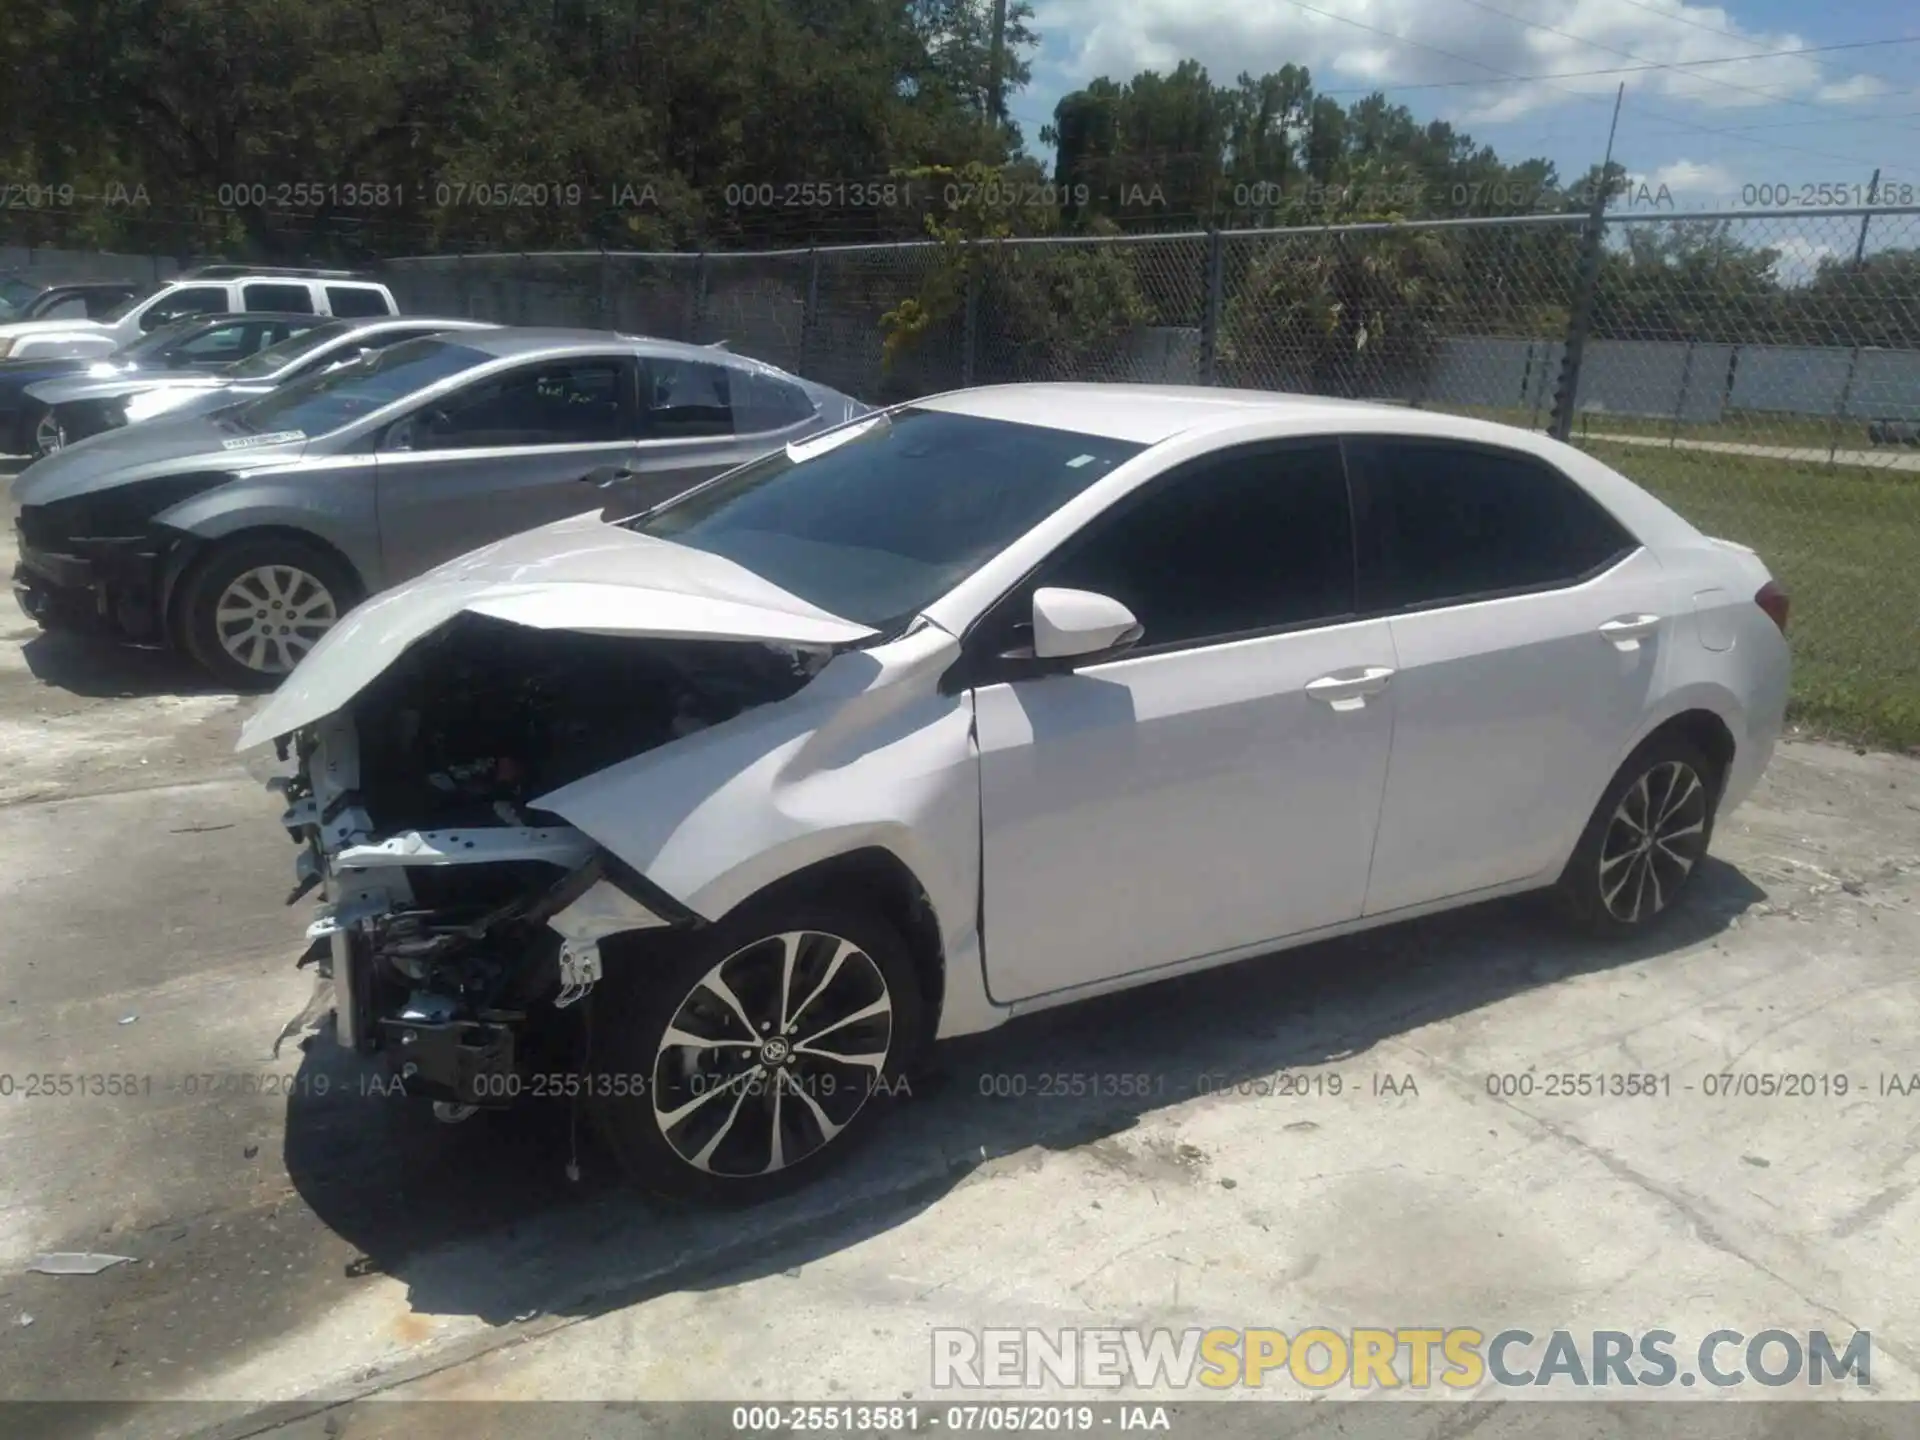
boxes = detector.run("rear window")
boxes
[733,370,817,433]
[326,285,390,317]
[628,408,1145,631]
[224,337,490,437]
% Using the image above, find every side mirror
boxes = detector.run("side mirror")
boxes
[1031,587,1143,662]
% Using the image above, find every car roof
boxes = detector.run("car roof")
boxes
[453,327,769,365]
[152,311,323,332]
[911,383,1426,445]
[341,315,493,331]
[37,280,139,294]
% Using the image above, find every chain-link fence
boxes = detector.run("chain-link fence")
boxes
[385,207,1920,745]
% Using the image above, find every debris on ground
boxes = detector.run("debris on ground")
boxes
[28,1253,134,1275]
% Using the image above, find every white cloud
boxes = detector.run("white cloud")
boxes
[1026,0,1887,124]
[1630,158,1736,201]
[1770,233,1839,286]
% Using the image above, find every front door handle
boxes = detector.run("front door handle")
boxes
[1598,614,1663,651]
[1305,665,1395,712]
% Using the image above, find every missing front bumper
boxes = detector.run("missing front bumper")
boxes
[271,713,691,1091]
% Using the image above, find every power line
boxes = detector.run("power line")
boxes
[1307,38,1920,100]
[1604,0,1916,94]
[1265,0,1914,177]
[1442,0,1917,128]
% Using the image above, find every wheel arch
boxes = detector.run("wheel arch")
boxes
[1548,692,1743,876]
[158,523,366,639]
[706,845,948,1046]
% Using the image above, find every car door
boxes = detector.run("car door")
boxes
[373,354,639,579]
[604,358,820,517]
[968,439,1399,1005]
[1344,435,1668,916]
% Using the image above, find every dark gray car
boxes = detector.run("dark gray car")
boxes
[12,328,872,685]
[24,315,500,454]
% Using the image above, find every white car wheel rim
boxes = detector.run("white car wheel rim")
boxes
[35,412,63,453]
[1599,760,1708,923]
[652,930,894,1177]
[214,565,339,674]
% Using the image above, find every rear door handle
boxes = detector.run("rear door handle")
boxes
[1305,666,1395,712]
[1598,614,1663,651]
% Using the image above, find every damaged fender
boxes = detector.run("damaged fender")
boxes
[530,618,994,1036]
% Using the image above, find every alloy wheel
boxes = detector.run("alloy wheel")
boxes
[1598,760,1709,923]
[213,565,339,675]
[34,412,63,455]
[651,930,895,1177]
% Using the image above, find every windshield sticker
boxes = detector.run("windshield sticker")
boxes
[1065,454,1096,468]
[221,430,307,450]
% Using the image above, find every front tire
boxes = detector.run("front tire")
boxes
[587,899,925,1203]
[176,535,361,689]
[1556,733,1721,936]
[30,405,63,458]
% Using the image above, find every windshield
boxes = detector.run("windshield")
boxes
[0,278,36,315]
[225,320,354,379]
[97,283,164,324]
[225,336,491,436]
[626,408,1145,630]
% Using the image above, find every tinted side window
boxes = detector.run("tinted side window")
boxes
[327,285,390,317]
[412,359,629,450]
[141,285,228,330]
[1001,442,1355,654]
[242,282,316,314]
[733,371,815,433]
[1346,439,1636,611]
[643,359,732,437]
[38,296,87,321]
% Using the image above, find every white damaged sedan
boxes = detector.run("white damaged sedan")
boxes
[242,384,1792,1200]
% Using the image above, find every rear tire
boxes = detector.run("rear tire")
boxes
[586,898,926,1203]
[1556,733,1721,936]
[176,535,361,690]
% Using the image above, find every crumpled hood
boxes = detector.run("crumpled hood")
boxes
[12,412,309,505]
[26,372,227,406]
[237,511,881,750]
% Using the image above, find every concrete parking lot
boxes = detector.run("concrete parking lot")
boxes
[4,464,1920,1439]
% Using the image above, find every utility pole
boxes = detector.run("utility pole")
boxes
[1549,83,1625,442]
[986,0,1008,124]
[1830,167,1880,462]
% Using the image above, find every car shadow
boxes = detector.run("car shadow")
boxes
[280,858,1766,1331]
[18,629,234,700]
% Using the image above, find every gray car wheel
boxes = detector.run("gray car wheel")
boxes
[177,535,361,689]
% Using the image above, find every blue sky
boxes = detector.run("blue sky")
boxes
[1010,0,1920,224]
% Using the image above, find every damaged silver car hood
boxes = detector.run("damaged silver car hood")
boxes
[237,511,881,750]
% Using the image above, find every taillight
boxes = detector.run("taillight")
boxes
[1755,580,1790,635]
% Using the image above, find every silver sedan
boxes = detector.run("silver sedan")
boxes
[11,328,872,685]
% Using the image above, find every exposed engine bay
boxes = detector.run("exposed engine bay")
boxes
[268,613,832,1110]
